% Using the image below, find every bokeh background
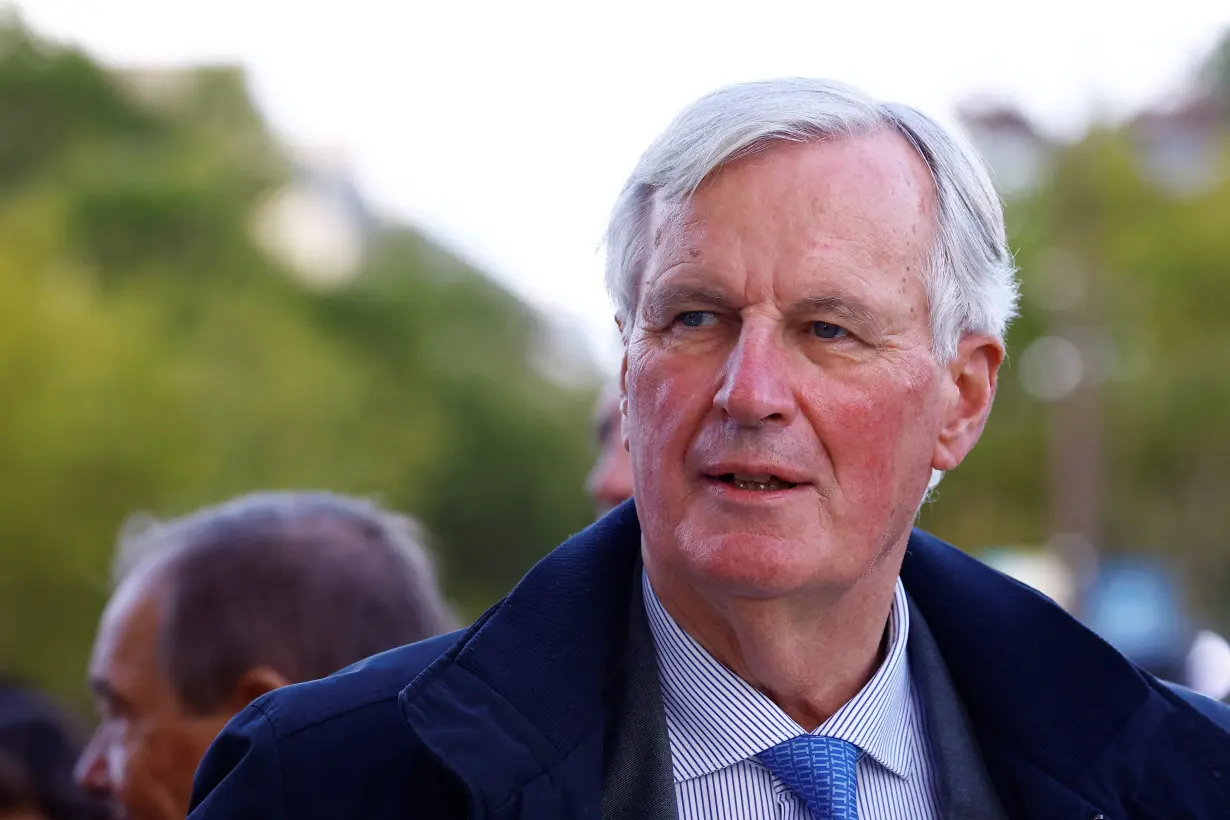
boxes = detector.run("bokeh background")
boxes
[4,1,1230,710]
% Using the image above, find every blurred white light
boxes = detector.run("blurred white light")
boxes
[983,549,1076,611]
[251,185,363,289]
[1187,629,1230,701]
[1020,335,1084,402]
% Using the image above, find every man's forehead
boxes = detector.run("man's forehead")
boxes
[638,136,936,314]
[648,134,935,258]
[90,567,164,676]
[646,192,705,263]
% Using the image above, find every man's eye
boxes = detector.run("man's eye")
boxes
[812,321,848,340]
[676,311,716,328]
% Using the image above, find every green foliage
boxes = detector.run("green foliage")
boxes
[0,21,600,707]
[922,111,1230,627]
[0,22,158,189]
[12,11,1230,705]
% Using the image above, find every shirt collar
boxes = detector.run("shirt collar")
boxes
[644,572,916,783]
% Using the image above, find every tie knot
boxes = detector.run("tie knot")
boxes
[756,735,859,820]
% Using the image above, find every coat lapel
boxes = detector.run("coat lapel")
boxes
[399,508,1230,819]
[600,561,678,820]
[399,502,646,818]
[907,595,1010,820]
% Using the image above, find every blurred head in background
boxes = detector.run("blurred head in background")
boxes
[75,491,456,820]
[0,680,108,820]
[584,380,634,516]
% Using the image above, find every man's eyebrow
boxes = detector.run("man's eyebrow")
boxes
[791,295,885,333]
[639,285,887,334]
[640,284,734,319]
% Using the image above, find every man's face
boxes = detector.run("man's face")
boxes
[625,132,1001,599]
[586,394,635,515]
[75,571,231,820]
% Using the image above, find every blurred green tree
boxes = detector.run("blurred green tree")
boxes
[923,86,1230,628]
[0,19,600,707]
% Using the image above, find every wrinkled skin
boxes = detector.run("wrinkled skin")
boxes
[623,132,1002,724]
[75,567,282,820]
[586,390,635,515]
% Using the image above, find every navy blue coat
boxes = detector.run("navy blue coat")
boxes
[188,502,1230,819]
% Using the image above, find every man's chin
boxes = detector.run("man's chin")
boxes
[676,534,837,596]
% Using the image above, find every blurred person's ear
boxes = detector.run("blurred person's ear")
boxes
[221,668,291,715]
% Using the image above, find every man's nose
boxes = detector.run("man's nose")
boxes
[74,732,113,798]
[586,445,634,512]
[713,324,797,427]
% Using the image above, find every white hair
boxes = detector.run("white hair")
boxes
[603,78,1020,494]
[604,77,1019,361]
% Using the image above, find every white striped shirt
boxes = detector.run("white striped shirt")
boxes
[644,573,942,819]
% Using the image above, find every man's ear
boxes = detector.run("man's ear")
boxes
[932,334,1004,472]
[223,666,292,714]
[619,352,630,453]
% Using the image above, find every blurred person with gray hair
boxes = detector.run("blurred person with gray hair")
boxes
[585,380,635,516]
[188,79,1230,820]
[73,491,455,820]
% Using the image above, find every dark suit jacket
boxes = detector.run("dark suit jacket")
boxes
[188,501,1230,819]
[598,562,1008,820]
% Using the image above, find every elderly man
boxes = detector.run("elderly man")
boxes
[585,379,635,515]
[74,491,455,820]
[187,80,1230,820]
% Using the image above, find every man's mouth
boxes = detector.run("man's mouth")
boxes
[715,473,799,491]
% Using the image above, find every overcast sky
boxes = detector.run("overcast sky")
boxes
[15,0,1230,370]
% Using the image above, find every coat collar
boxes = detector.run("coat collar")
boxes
[400,501,1230,815]
[398,503,643,810]
[899,528,1149,773]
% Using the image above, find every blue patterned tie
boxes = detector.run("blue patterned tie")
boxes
[756,735,859,820]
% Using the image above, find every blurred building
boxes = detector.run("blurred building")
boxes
[958,101,1052,198]
[1128,95,1225,196]
[960,90,1229,201]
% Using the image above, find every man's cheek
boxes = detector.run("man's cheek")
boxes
[813,392,917,494]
